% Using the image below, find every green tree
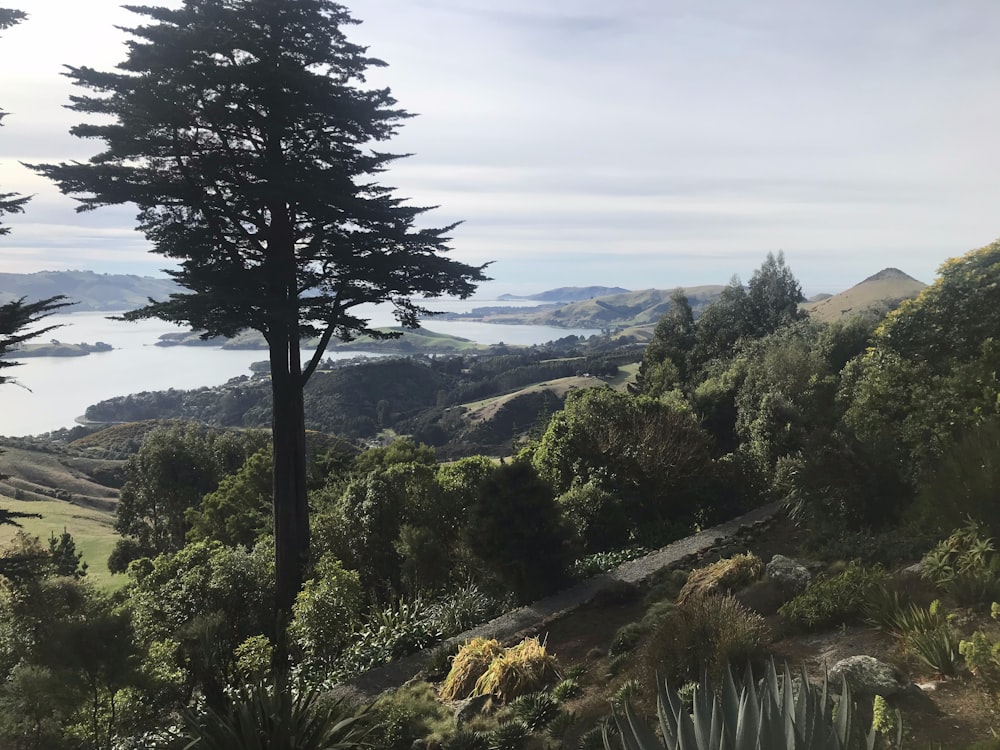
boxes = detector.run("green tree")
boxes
[531,388,715,542]
[186,448,273,548]
[110,425,225,569]
[745,250,805,336]
[632,289,696,396]
[126,540,274,710]
[688,276,750,374]
[34,0,486,634]
[47,530,87,579]
[0,7,29,235]
[462,460,571,602]
[844,240,1000,482]
[289,553,362,668]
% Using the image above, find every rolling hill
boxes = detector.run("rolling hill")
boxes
[0,270,179,311]
[803,268,926,323]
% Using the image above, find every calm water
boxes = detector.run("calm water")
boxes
[0,301,598,436]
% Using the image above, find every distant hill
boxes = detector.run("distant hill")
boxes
[0,270,179,311]
[445,286,725,329]
[803,268,926,323]
[498,286,630,302]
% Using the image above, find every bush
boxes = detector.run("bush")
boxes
[441,638,505,702]
[960,602,1000,696]
[645,594,769,687]
[289,554,363,667]
[609,622,649,657]
[474,637,561,703]
[334,597,440,678]
[462,461,573,602]
[177,676,365,750]
[509,691,560,731]
[779,562,889,630]
[922,520,1000,608]
[367,682,454,750]
[428,584,505,638]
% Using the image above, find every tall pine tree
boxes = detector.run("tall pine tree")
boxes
[33,0,487,633]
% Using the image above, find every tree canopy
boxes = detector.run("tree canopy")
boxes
[0,7,29,235]
[34,0,487,626]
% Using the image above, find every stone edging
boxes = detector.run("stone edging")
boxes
[338,501,782,702]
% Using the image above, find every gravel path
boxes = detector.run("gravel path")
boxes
[338,501,781,701]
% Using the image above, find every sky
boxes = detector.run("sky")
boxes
[1,1,1000,297]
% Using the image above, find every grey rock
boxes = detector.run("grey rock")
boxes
[454,693,493,726]
[765,554,811,593]
[829,655,912,697]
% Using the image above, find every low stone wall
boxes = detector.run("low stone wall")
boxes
[339,501,781,702]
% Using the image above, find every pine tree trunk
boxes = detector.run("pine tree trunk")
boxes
[270,334,310,646]
[267,202,311,657]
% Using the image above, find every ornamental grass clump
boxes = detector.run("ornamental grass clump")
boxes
[676,552,763,605]
[441,638,505,701]
[474,637,562,703]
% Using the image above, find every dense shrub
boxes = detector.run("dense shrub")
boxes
[921,520,1000,609]
[645,593,769,687]
[289,554,363,668]
[779,562,889,630]
[462,461,572,602]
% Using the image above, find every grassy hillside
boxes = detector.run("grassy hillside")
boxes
[0,270,179,312]
[0,441,123,588]
[462,375,608,424]
[0,499,122,589]
[803,268,926,323]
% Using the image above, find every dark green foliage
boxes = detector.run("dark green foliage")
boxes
[462,460,572,602]
[444,730,489,750]
[0,8,30,238]
[911,417,1000,537]
[921,521,1000,608]
[778,430,913,532]
[609,622,649,657]
[486,719,530,750]
[178,676,365,750]
[187,448,273,547]
[633,289,695,397]
[689,277,751,374]
[532,388,715,546]
[734,324,838,478]
[126,540,275,709]
[608,660,898,750]
[0,296,72,387]
[745,250,806,336]
[551,678,581,702]
[110,424,267,571]
[844,240,1000,483]
[48,529,87,579]
[34,0,485,625]
[779,562,889,630]
[509,691,560,732]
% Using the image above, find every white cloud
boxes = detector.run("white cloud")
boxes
[0,0,999,291]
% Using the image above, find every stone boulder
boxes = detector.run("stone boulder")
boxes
[828,655,912,697]
[765,554,812,594]
[454,693,494,726]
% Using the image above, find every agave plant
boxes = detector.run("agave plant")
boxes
[605,660,901,750]
[178,675,364,750]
